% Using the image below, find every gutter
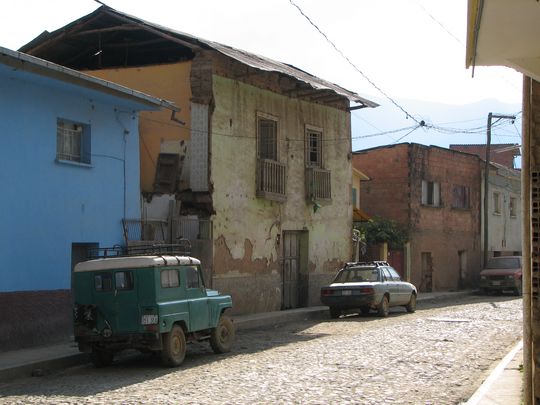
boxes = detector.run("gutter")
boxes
[469,0,485,76]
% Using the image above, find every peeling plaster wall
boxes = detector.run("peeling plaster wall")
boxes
[210,75,352,314]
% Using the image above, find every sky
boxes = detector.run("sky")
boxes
[1,0,524,151]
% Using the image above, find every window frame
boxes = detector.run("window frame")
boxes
[114,271,134,291]
[185,265,202,289]
[256,112,279,161]
[94,272,113,292]
[305,125,323,168]
[421,180,441,207]
[509,196,517,218]
[56,118,91,164]
[493,191,501,215]
[161,269,180,288]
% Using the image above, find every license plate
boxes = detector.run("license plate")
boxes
[342,290,352,296]
[141,314,158,325]
[491,281,501,286]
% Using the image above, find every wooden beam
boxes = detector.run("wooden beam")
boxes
[71,24,142,36]
[104,9,203,51]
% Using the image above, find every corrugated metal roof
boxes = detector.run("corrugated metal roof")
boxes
[20,5,378,109]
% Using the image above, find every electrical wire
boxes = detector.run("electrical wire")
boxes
[288,0,422,124]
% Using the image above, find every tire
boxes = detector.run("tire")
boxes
[329,308,341,319]
[90,348,114,368]
[161,324,186,367]
[210,315,235,354]
[405,293,417,313]
[377,295,390,318]
[360,306,371,315]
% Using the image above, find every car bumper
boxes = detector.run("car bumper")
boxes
[480,279,520,291]
[320,294,378,309]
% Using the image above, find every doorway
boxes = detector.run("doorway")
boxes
[282,231,308,309]
[71,243,98,288]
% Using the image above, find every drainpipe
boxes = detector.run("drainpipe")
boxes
[522,75,533,405]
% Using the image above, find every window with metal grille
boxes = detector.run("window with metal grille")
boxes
[306,129,322,167]
[56,118,91,163]
[258,117,277,160]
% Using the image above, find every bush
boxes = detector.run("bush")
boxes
[354,217,409,250]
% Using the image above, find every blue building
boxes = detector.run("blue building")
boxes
[0,47,177,350]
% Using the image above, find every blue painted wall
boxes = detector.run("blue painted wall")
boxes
[0,65,151,292]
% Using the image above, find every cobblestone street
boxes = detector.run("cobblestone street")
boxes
[0,295,522,404]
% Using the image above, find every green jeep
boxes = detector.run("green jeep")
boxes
[72,245,234,367]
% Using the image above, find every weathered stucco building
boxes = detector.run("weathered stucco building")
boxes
[21,5,377,314]
[353,143,483,291]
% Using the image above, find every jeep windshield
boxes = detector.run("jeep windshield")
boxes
[333,267,380,283]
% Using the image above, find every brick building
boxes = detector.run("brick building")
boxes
[353,143,482,291]
[449,144,520,170]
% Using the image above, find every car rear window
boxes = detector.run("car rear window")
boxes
[334,267,380,283]
[486,257,520,269]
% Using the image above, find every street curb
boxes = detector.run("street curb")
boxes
[0,353,89,382]
[464,340,523,405]
[233,306,328,331]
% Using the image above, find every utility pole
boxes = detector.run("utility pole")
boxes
[483,113,516,266]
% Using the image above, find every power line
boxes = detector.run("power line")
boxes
[288,0,421,125]
[412,0,464,46]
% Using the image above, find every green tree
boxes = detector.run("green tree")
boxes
[354,217,409,250]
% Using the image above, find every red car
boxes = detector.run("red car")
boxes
[479,256,522,296]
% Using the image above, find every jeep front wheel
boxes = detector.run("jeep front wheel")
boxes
[210,315,235,354]
[161,324,186,367]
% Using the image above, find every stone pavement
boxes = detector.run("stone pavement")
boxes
[0,290,523,403]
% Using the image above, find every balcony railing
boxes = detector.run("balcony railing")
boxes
[257,158,286,202]
[306,167,331,201]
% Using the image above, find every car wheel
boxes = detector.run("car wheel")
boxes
[360,306,371,315]
[161,324,186,367]
[329,308,341,319]
[210,315,235,354]
[405,293,416,313]
[90,348,114,368]
[377,295,389,318]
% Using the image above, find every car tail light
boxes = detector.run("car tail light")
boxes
[321,288,334,296]
[359,287,374,294]
[144,324,158,332]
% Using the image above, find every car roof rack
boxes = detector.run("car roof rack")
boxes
[88,239,192,259]
[344,261,389,268]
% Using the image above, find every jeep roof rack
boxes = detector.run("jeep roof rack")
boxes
[88,239,192,259]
